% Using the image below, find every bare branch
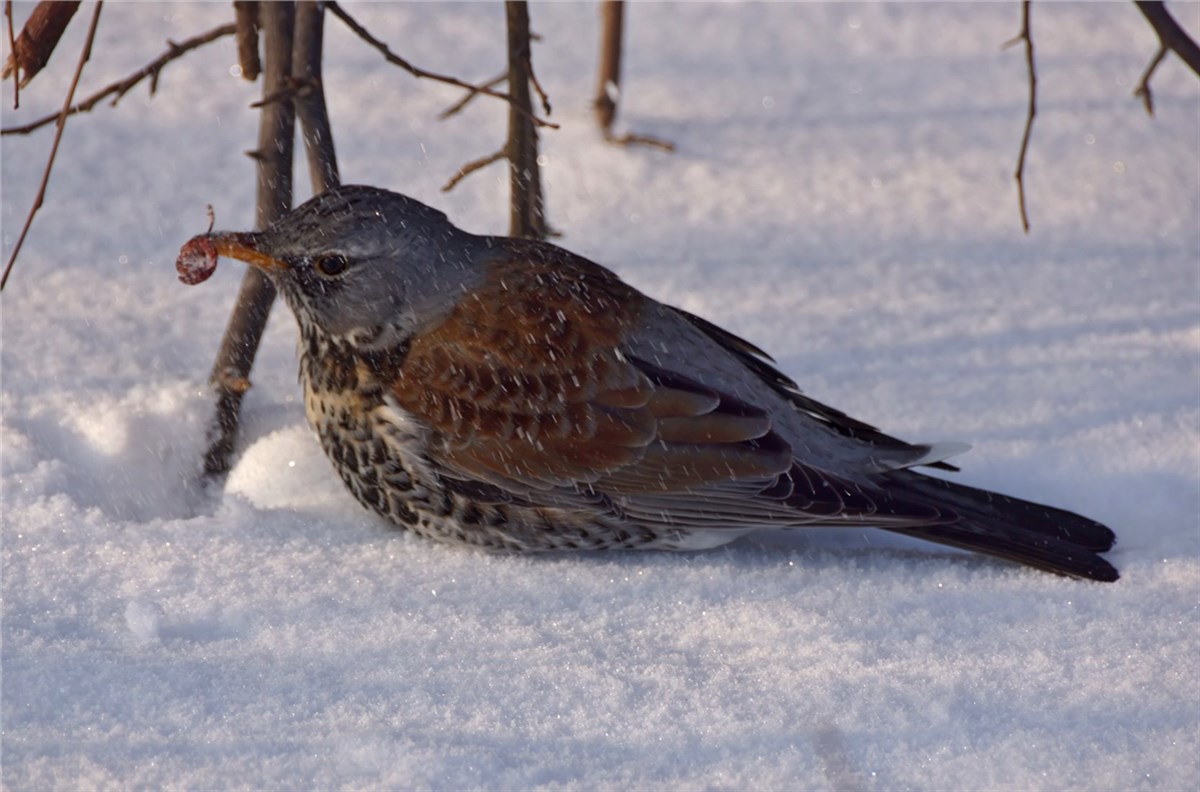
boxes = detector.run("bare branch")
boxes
[293,0,339,194]
[439,71,506,120]
[592,1,674,153]
[441,149,505,192]
[505,1,546,240]
[203,2,295,477]
[1,22,236,136]
[5,1,20,108]
[1135,1,1200,77]
[1,1,102,292]
[325,0,558,130]
[594,0,622,133]
[1009,0,1036,234]
[1134,44,1168,115]
[2,1,80,89]
[233,0,260,81]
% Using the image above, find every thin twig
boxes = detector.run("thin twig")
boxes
[5,1,18,108]
[1134,1,1200,77]
[1,22,236,135]
[249,74,318,108]
[605,131,676,152]
[1,1,102,291]
[439,71,506,120]
[325,0,558,130]
[1006,0,1036,234]
[1134,44,1168,116]
[1132,1,1200,116]
[441,149,505,192]
[527,54,551,116]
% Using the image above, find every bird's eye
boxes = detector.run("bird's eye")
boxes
[314,254,351,278]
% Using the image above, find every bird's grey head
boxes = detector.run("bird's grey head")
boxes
[209,185,485,346]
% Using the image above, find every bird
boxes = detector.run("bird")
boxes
[179,184,1119,582]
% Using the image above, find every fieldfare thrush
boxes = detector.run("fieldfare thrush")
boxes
[178,185,1118,581]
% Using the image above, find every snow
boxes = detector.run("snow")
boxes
[2,2,1198,788]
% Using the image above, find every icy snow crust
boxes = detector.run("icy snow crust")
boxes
[2,3,1197,789]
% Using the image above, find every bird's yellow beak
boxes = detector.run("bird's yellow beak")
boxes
[208,231,289,273]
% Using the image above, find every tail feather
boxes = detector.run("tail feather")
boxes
[881,472,1119,582]
[880,522,1119,582]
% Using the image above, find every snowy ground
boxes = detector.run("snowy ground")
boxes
[2,2,1198,789]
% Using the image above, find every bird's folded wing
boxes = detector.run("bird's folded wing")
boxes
[389,251,799,497]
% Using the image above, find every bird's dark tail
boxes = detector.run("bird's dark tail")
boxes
[880,472,1119,582]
